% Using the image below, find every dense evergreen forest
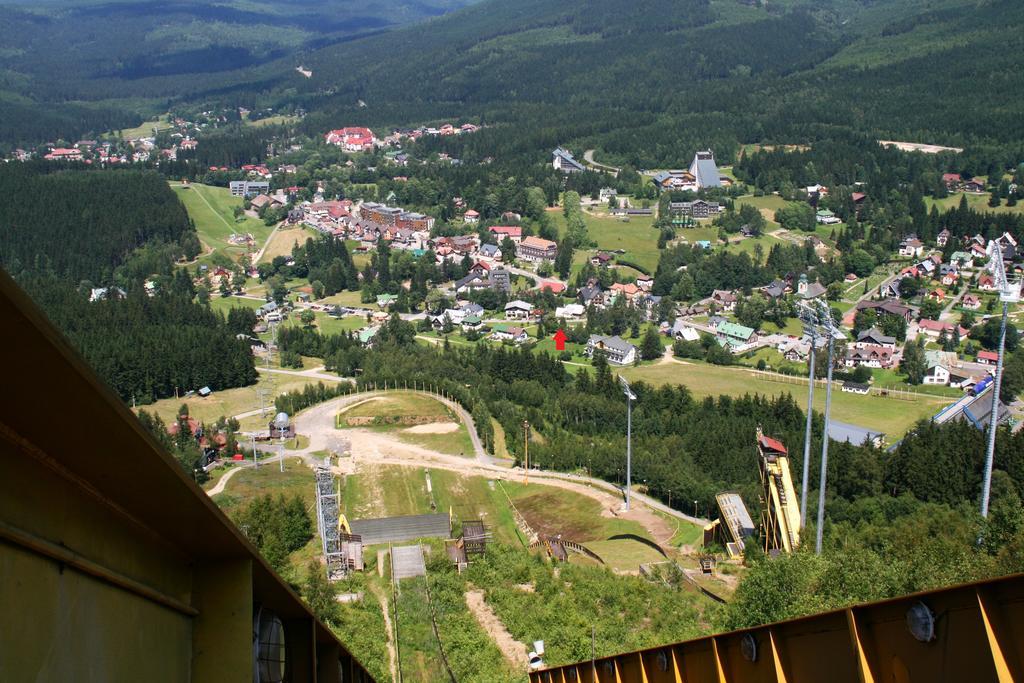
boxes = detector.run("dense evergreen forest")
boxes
[0,165,257,402]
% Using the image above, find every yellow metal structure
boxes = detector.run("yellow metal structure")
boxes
[339,513,353,535]
[0,271,374,682]
[756,429,801,554]
[529,571,1024,682]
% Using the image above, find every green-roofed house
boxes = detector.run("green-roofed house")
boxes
[461,314,483,332]
[716,320,756,350]
[949,251,974,269]
[816,209,841,225]
[358,326,379,347]
[376,293,397,309]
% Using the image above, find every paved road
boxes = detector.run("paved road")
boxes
[583,149,621,176]
[256,365,350,383]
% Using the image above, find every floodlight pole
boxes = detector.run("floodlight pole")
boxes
[619,376,636,512]
[800,326,816,530]
[980,299,1009,518]
[625,391,633,511]
[814,327,836,555]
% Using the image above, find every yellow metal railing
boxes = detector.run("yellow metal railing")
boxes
[529,571,1024,683]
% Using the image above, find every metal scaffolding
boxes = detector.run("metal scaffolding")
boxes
[315,457,361,580]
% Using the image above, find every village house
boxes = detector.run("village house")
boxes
[610,282,642,305]
[504,300,533,320]
[779,338,811,362]
[855,298,914,322]
[845,345,894,369]
[856,328,897,350]
[540,281,567,295]
[977,350,1000,365]
[479,243,502,261]
[555,304,586,319]
[716,321,756,350]
[711,289,737,312]
[918,318,968,339]
[517,236,558,262]
[489,225,522,244]
[937,229,951,247]
[978,274,998,292]
[816,209,841,225]
[454,273,489,296]
[964,179,986,194]
[463,209,480,224]
[491,325,529,344]
[461,315,483,333]
[585,335,638,366]
[762,279,789,299]
[962,294,982,310]
[671,320,701,342]
[590,252,613,267]
[949,251,974,269]
[923,362,952,385]
[899,237,925,258]
[943,173,963,191]
[578,281,606,308]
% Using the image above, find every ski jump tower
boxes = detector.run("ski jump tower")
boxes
[757,428,802,555]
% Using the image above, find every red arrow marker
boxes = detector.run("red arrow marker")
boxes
[553,328,567,350]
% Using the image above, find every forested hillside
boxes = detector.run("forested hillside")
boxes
[4,0,1024,157]
[0,164,193,282]
[0,165,257,402]
[287,0,1024,167]
[0,0,478,145]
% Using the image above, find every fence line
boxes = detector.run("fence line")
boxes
[750,369,924,402]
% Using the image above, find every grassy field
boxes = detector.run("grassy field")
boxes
[341,392,450,420]
[208,294,264,315]
[207,458,314,515]
[736,194,788,223]
[259,225,310,263]
[116,114,172,139]
[170,182,273,266]
[338,392,477,457]
[621,360,951,439]
[553,209,661,273]
[925,193,1024,216]
[144,372,317,426]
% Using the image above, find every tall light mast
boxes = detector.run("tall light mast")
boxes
[980,240,1020,517]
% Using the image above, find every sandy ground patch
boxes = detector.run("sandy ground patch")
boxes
[403,422,459,434]
[465,589,529,669]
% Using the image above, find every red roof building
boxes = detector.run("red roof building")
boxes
[758,434,787,455]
